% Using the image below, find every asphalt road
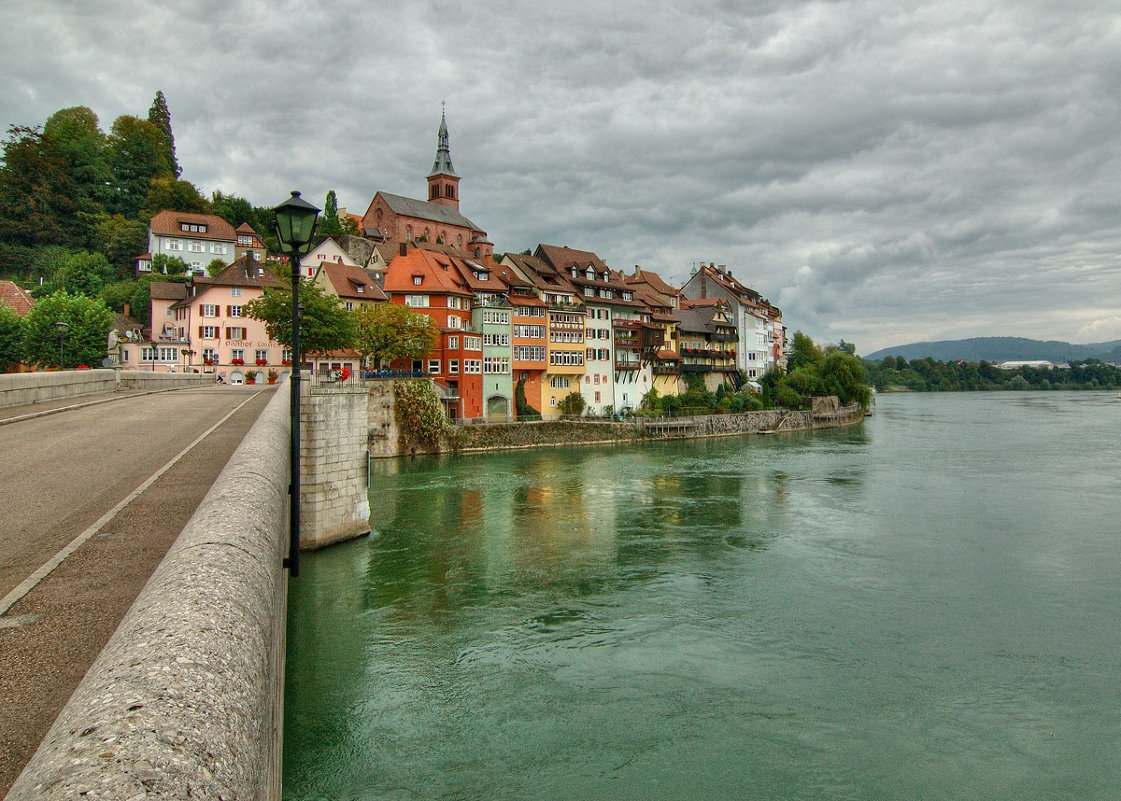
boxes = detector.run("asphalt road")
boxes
[0,385,277,796]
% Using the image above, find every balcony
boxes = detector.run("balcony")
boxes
[681,363,711,372]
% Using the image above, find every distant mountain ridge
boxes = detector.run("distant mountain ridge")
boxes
[864,337,1121,363]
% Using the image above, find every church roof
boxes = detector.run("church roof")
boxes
[427,110,458,178]
[377,191,482,232]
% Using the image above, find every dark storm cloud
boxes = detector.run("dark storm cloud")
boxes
[3,0,1120,351]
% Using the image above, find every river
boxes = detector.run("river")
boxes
[284,391,1121,800]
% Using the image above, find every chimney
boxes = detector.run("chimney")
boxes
[399,242,408,258]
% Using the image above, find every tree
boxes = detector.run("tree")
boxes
[787,331,825,372]
[22,291,112,368]
[93,214,148,270]
[52,251,117,296]
[42,106,111,212]
[352,301,437,370]
[107,115,174,218]
[319,190,343,236]
[151,253,190,276]
[820,351,871,407]
[147,90,181,178]
[244,279,355,354]
[558,391,586,416]
[0,126,86,250]
[0,305,25,372]
[140,176,209,219]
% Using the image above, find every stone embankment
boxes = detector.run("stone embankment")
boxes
[449,401,865,454]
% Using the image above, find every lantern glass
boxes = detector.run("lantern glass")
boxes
[273,191,321,254]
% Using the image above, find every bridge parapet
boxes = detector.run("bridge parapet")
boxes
[5,383,291,800]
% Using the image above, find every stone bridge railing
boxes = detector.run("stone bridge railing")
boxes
[0,369,209,409]
[6,383,291,800]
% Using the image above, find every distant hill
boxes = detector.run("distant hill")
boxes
[864,337,1121,363]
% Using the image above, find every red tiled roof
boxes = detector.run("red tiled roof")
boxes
[0,281,35,316]
[194,255,287,290]
[319,262,388,301]
[382,249,473,297]
[148,210,237,241]
[148,282,189,301]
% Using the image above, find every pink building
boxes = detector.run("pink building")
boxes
[140,255,291,385]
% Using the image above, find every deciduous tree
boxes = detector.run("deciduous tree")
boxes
[352,302,437,370]
[0,305,25,372]
[244,279,355,354]
[22,291,112,368]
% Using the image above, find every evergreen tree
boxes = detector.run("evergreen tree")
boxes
[147,90,181,178]
[319,190,343,236]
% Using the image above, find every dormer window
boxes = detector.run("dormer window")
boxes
[179,222,207,233]
[413,275,423,286]
[586,267,594,279]
[570,267,577,277]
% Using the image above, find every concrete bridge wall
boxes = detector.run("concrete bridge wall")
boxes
[0,369,208,408]
[5,383,291,801]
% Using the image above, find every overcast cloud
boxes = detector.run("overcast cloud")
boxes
[3,0,1120,353]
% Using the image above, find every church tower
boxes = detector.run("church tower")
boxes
[426,108,460,211]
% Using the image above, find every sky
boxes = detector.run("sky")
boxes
[2,0,1120,354]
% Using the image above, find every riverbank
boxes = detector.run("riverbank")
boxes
[450,400,866,454]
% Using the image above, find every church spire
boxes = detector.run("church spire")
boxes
[428,106,458,178]
[426,104,461,210]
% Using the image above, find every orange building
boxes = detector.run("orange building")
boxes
[381,245,481,420]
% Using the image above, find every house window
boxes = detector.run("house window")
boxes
[229,305,243,317]
[226,326,247,340]
[464,336,482,351]
[201,304,217,318]
[413,276,423,285]
[231,287,242,297]
[405,226,413,240]
[201,325,218,339]
[449,360,459,374]
[202,347,218,363]
[189,241,204,253]
[483,357,510,374]
[448,336,459,349]
[549,376,570,389]
[463,360,482,374]
[231,348,245,362]
[550,396,557,407]
[346,302,354,311]
[255,349,269,363]
[447,316,461,329]
[405,295,428,308]
[428,359,440,374]
[595,391,601,403]
[167,239,182,251]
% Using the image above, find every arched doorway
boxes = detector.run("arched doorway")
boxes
[486,395,509,420]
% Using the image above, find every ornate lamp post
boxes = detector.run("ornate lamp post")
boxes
[54,320,69,369]
[273,191,320,577]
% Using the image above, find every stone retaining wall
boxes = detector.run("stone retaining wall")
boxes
[5,383,291,801]
[450,405,863,453]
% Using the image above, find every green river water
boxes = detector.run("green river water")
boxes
[284,391,1121,800]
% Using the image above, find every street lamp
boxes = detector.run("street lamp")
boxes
[273,190,320,578]
[54,320,69,369]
